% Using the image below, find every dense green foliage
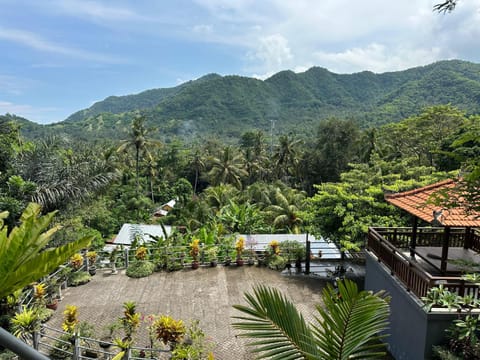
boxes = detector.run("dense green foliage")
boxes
[1,61,480,308]
[2,102,479,254]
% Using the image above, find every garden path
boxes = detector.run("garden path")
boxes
[46,266,327,359]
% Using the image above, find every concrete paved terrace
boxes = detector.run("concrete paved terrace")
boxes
[45,266,328,359]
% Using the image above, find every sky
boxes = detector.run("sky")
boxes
[1,0,480,124]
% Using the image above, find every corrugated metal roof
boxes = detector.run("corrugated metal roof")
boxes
[385,179,480,227]
[113,223,173,246]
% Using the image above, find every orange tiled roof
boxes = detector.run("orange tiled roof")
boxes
[385,179,480,227]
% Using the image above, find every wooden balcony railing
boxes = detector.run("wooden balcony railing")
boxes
[367,227,480,300]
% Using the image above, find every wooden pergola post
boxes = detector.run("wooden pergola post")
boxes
[440,226,451,273]
[464,227,472,249]
[410,216,418,258]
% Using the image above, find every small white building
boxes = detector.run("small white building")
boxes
[111,223,173,246]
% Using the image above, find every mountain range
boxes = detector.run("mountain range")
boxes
[12,59,480,142]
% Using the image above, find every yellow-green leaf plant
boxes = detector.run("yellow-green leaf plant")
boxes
[0,202,92,299]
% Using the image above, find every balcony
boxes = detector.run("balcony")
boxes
[367,226,480,300]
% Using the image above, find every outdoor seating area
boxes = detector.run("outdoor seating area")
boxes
[367,179,480,301]
[367,226,480,299]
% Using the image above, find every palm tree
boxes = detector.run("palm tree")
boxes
[273,135,302,184]
[203,184,239,214]
[207,146,248,189]
[240,130,268,183]
[117,114,161,194]
[15,139,119,212]
[0,203,92,299]
[232,279,390,360]
[190,149,207,195]
[266,187,306,234]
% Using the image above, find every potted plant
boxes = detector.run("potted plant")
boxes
[99,322,119,350]
[189,239,200,269]
[246,236,258,266]
[235,237,245,266]
[11,306,41,345]
[44,278,59,310]
[153,315,186,350]
[205,246,219,267]
[86,251,97,276]
[280,240,306,270]
[70,253,84,270]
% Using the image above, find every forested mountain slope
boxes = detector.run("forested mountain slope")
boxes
[18,60,480,141]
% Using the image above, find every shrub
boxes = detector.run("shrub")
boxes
[68,271,91,286]
[126,260,155,278]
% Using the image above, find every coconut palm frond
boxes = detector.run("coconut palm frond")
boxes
[232,285,320,359]
[311,280,390,360]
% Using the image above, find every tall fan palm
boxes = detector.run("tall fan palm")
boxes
[232,279,390,360]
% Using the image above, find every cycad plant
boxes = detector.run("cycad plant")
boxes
[232,279,390,360]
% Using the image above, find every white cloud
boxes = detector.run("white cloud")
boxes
[0,27,121,63]
[193,24,214,34]
[51,0,146,21]
[247,34,293,78]
[190,0,480,75]
[0,100,59,123]
[312,43,445,74]
[0,75,31,95]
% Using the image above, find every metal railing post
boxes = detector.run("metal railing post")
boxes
[0,327,49,360]
[72,332,80,360]
[305,233,310,275]
[125,248,129,268]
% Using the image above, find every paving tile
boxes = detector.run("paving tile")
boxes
[45,266,328,359]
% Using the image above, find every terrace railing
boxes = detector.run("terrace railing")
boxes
[367,227,480,300]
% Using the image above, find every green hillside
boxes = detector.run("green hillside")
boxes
[18,60,480,141]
